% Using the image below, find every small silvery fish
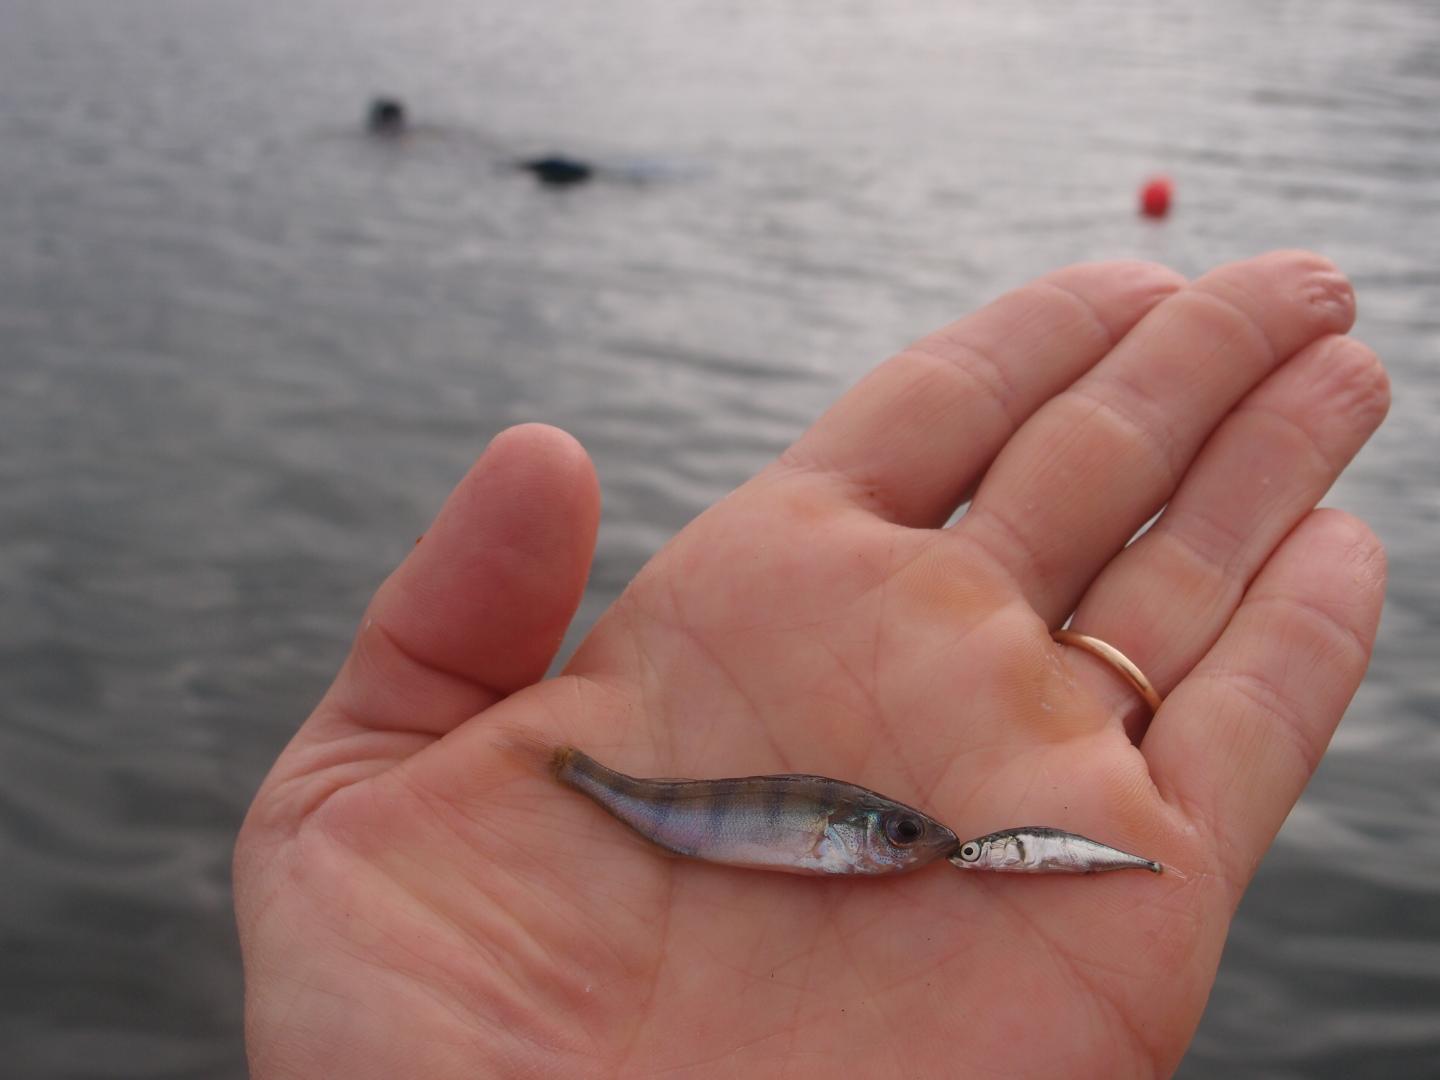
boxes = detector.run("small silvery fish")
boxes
[553,747,958,875]
[948,826,1162,875]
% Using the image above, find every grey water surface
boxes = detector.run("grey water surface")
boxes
[1,1,1437,1076]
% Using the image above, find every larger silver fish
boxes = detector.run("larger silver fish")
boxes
[552,747,958,875]
[948,827,1162,874]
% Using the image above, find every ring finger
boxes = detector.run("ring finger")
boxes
[1062,331,1389,736]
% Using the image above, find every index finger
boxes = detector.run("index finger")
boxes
[781,261,1185,528]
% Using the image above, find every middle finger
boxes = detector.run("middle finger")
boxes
[957,250,1355,624]
[1065,331,1388,735]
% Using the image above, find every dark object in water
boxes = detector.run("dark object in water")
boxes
[367,97,407,135]
[520,155,594,186]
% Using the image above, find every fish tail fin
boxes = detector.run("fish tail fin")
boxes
[550,745,577,778]
[492,726,569,778]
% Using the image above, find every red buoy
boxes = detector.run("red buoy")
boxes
[1140,175,1173,218]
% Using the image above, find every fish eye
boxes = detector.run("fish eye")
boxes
[885,814,924,846]
[958,841,981,862]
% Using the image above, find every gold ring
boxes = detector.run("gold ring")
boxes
[1051,629,1163,715]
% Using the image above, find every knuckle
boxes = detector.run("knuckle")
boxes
[1175,287,1278,366]
[1040,261,1186,342]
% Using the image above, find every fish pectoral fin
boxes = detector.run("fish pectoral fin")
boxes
[809,824,856,874]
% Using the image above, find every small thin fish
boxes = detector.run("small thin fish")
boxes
[552,747,957,875]
[948,826,1162,875]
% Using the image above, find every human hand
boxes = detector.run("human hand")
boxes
[235,252,1388,1079]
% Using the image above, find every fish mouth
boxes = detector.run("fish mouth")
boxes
[908,833,962,869]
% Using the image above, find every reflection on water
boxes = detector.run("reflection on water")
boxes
[1,0,1436,1075]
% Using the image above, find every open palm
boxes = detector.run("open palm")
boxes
[236,252,1387,1079]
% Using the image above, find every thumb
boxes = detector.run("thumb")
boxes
[320,423,601,742]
